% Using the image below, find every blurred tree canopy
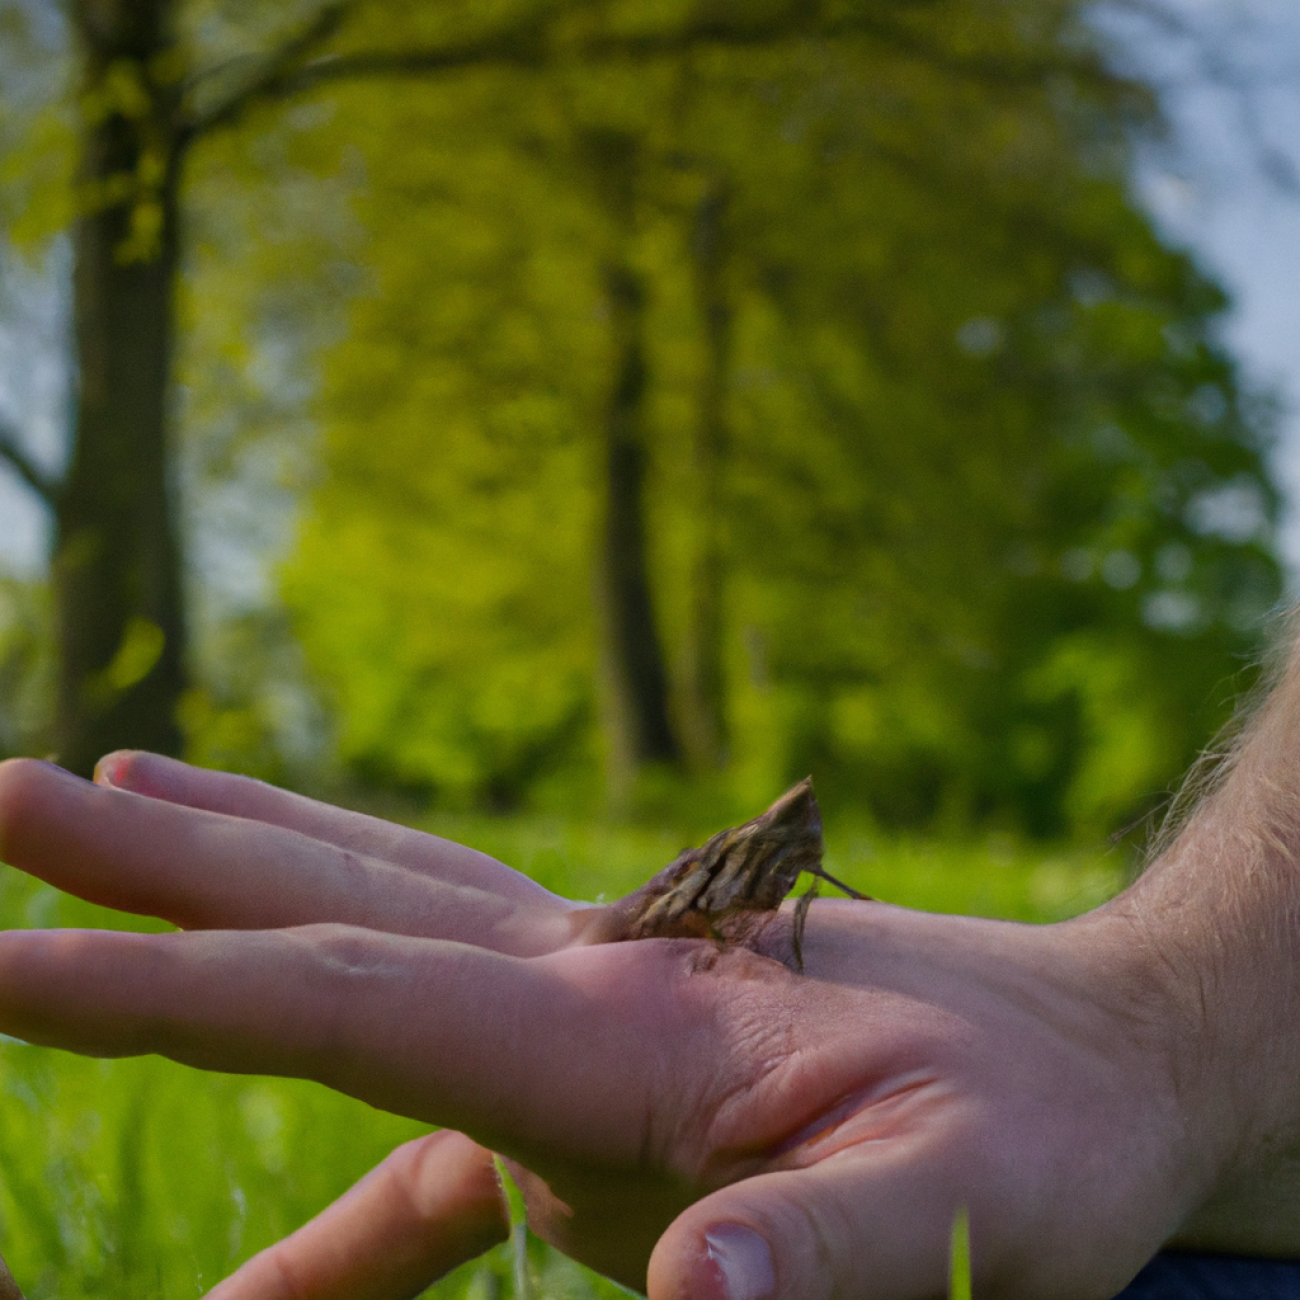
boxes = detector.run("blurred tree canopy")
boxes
[0,0,1285,838]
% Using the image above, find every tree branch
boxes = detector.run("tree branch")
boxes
[220,25,549,109]
[1097,0,1300,196]
[0,421,60,507]
[180,3,1127,147]
[180,0,356,147]
[273,12,1118,96]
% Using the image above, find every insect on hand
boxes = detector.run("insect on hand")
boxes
[600,778,868,969]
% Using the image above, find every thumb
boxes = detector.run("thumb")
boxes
[647,1151,961,1300]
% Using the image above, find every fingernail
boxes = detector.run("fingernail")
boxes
[701,1224,775,1300]
[93,751,132,786]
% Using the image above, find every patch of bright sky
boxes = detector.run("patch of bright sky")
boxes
[0,238,69,577]
[1093,0,1300,576]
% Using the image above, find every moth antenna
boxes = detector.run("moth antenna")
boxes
[812,865,870,901]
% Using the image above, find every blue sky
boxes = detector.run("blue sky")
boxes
[0,238,67,577]
[2,2,1300,579]
[1099,0,1300,573]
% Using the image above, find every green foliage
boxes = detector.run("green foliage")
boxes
[0,5,1285,803]
[0,0,1284,832]
[0,3,73,247]
[274,62,613,805]
[0,815,1120,1296]
[266,0,1281,834]
[0,577,52,760]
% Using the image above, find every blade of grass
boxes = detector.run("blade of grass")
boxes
[493,1156,532,1300]
[950,1205,971,1300]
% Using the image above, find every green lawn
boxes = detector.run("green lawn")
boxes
[0,816,1130,1298]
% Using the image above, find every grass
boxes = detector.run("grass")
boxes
[950,1207,972,1300]
[0,813,1131,1297]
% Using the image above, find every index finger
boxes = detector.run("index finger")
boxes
[95,752,552,903]
[0,760,576,953]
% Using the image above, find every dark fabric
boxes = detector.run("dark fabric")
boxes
[1115,1251,1300,1298]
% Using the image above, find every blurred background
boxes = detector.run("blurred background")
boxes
[0,1,1299,1293]
[1,0,1298,841]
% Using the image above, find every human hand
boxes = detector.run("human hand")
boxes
[0,753,1264,1299]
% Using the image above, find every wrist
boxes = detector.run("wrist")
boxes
[1094,813,1300,1255]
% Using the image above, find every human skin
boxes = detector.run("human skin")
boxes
[0,658,1299,1300]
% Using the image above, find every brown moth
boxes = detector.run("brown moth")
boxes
[600,777,867,968]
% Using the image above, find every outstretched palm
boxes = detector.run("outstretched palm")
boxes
[0,754,1214,1299]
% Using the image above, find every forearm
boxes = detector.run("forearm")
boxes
[1107,629,1300,1253]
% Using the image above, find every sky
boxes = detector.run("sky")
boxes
[1097,0,1300,573]
[2,2,1300,579]
[0,237,68,577]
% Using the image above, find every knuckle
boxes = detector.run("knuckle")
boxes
[0,758,59,861]
[261,1244,310,1300]
[656,947,803,1177]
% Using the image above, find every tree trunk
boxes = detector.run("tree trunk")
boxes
[56,0,186,775]
[583,129,680,801]
[597,259,680,795]
[680,177,731,772]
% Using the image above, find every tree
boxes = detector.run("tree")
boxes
[2,0,899,775]
[280,1,1281,830]
[0,0,1282,832]
[1,0,356,772]
[586,130,681,797]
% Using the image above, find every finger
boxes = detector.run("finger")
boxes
[0,925,714,1163]
[204,1131,507,1300]
[647,1148,965,1300]
[95,751,551,904]
[0,760,573,954]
